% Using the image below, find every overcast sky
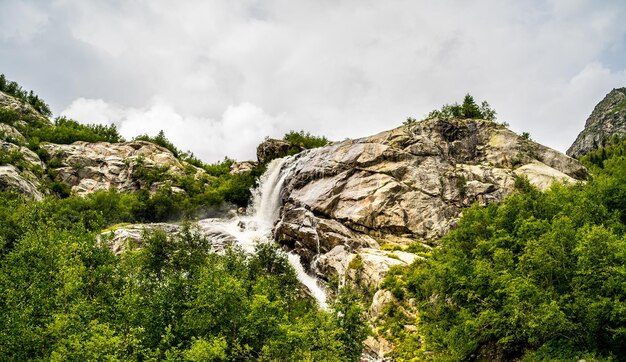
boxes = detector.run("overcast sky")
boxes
[1,0,626,162]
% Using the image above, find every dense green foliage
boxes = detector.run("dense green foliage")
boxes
[283,130,330,150]
[383,146,626,360]
[34,117,125,144]
[580,134,626,170]
[0,73,51,116]
[0,204,368,360]
[427,94,497,121]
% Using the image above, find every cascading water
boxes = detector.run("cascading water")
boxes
[197,157,328,308]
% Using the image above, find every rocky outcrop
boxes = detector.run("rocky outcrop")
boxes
[317,245,420,290]
[256,138,303,164]
[0,91,51,128]
[0,123,27,144]
[275,119,586,252]
[230,161,258,175]
[567,88,626,157]
[0,140,46,199]
[41,141,204,195]
[0,164,43,200]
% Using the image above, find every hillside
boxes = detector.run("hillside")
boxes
[1,77,625,361]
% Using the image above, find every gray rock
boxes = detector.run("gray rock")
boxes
[317,246,419,291]
[567,88,626,157]
[276,118,587,248]
[0,164,43,200]
[0,91,52,127]
[0,123,26,144]
[100,219,239,255]
[41,141,205,196]
[230,160,258,174]
[256,138,302,164]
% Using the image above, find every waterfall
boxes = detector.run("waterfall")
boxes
[197,157,328,308]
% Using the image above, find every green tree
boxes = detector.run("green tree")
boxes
[427,93,497,121]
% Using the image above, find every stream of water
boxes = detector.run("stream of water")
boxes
[197,157,328,308]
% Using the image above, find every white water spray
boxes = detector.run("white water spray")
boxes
[197,157,327,308]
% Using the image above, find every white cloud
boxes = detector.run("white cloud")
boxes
[62,98,287,162]
[5,0,626,161]
[0,2,48,43]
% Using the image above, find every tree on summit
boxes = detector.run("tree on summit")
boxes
[427,93,497,121]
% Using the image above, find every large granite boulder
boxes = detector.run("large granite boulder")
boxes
[275,118,587,258]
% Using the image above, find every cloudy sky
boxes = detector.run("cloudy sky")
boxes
[1,0,626,162]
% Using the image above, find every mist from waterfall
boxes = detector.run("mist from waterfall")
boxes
[197,157,327,308]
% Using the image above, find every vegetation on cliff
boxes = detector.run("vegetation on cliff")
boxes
[382,141,626,361]
[0,73,51,116]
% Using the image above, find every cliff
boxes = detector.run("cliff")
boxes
[567,88,626,157]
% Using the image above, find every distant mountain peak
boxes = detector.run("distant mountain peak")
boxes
[567,87,626,157]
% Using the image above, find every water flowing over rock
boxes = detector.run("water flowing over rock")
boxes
[568,87,626,157]
[101,157,329,308]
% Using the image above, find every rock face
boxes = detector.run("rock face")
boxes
[0,140,46,200]
[567,88,626,157]
[256,138,303,164]
[275,119,587,257]
[0,91,51,128]
[41,141,203,195]
[0,164,43,200]
[230,161,258,175]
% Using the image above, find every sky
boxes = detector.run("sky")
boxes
[1,0,626,163]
